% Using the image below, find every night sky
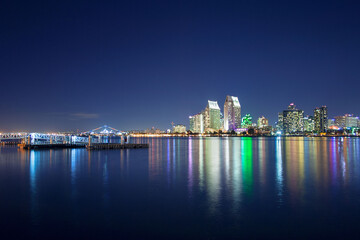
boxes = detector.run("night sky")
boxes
[1,0,360,132]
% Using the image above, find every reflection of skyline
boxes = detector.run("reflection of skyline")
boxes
[2,136,360,237]
[241,138,253,197]
[231,138,242,211]
[276,137,283,205]
[285,138,305,204]
[188,138,193,195]
[205,138,221,214]
[199,137,204,191]
[146,137,360,213]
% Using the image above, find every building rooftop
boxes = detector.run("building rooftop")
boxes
[207,100,220,110]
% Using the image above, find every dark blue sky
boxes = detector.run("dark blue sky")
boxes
[1,0,360,132]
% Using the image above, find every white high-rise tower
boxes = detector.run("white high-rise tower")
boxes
[203,100,221,131]
[224,96,241,131]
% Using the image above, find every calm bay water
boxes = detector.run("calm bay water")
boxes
[1,137,360,239]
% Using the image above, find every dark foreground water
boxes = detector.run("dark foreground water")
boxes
[1,137,360,239]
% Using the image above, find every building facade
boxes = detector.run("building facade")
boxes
[345,114,359,128]
[257,116,268,128]
[241,114,252,128]
[276,112,284,132]
[282,103,304,134]
[203,100,221,131]
[173,124,186,133]
[334,116,346,128]
[189,113,204,133]
[314,106,328,133]
[327,118,335,127]
[303,116,315,132]
[334,114,359,128]
[224,95,241,131]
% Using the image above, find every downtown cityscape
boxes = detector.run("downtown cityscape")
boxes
[141,96,360,136]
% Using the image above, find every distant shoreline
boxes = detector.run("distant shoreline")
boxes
[131,135,360,138]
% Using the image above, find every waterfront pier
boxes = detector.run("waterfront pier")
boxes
[1,125,149,150]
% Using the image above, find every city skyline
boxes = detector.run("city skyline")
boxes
[1,0,360,131]
[1,96,360,132]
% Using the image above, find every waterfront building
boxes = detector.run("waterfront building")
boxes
[220,112,224,131]
[303,116,315,132]
[257,116,268,129]
[155,129,163,134]
[241,114,252,128]
[282,103,304,134]
[189,113,204,133]
[314,106,328,133]
[334,116,346,128]
[223,95,241,131]
[173,124,186,133]
[145,127,163,134]
[334,114,359,128]
[276,113,284,132]
[203,100,221,131]
[328,118,335,127]
[345,114,359,128]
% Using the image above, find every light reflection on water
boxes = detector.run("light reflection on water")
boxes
[1,137,360,238]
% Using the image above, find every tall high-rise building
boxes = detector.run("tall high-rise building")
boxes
[314,106,328,133]
[276,112,284,132]
[224,96,241,131]
[303,116,315,132]
[220,112,224,131]
[257,116,268,128]
[203,100,221,131]
[189,113,204,133]
[282,103,304,134]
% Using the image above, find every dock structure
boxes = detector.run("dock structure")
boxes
[19,143,86,150]
[2,125,149,150]
[86,143,149,150]
[19,143,148,150]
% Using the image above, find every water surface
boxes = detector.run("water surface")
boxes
[0,137,360,239]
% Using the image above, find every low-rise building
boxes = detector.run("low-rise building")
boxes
[173,124,186,133]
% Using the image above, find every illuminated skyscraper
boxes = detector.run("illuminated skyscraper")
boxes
[314,106,328,133]
[224,95,241,131]
[203,100,221,131]
[189,113,204,133]
[276,112,284,132]
[303,116,315,132]
[282,103,304,134]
